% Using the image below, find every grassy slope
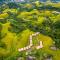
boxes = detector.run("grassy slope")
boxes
[0,26,60,60]
[0,29,33,60]
[37,34,60,60]
[0,3,60,59]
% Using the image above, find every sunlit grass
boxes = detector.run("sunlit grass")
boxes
[37,34,60,60]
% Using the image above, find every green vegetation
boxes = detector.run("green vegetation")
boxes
[0,1,60,60]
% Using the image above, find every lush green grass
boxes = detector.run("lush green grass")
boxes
[0,29,33,60]
[0,2,60,60]
[36,34,60,60]
[0,26,60,60]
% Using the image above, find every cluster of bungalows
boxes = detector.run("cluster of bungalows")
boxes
[0,0,25,3]
[0,0,59,3]
[8,0,25,2]
[0,0,51,3]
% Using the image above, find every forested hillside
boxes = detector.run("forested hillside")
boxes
[0,1,60,60]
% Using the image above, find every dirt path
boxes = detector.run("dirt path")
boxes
[18,32,43,52]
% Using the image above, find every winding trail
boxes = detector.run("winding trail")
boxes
[18,32,43,52]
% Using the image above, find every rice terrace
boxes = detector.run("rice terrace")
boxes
[0,0,60,60]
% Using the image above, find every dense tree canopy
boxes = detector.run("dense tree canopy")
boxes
[0,1,60,60]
